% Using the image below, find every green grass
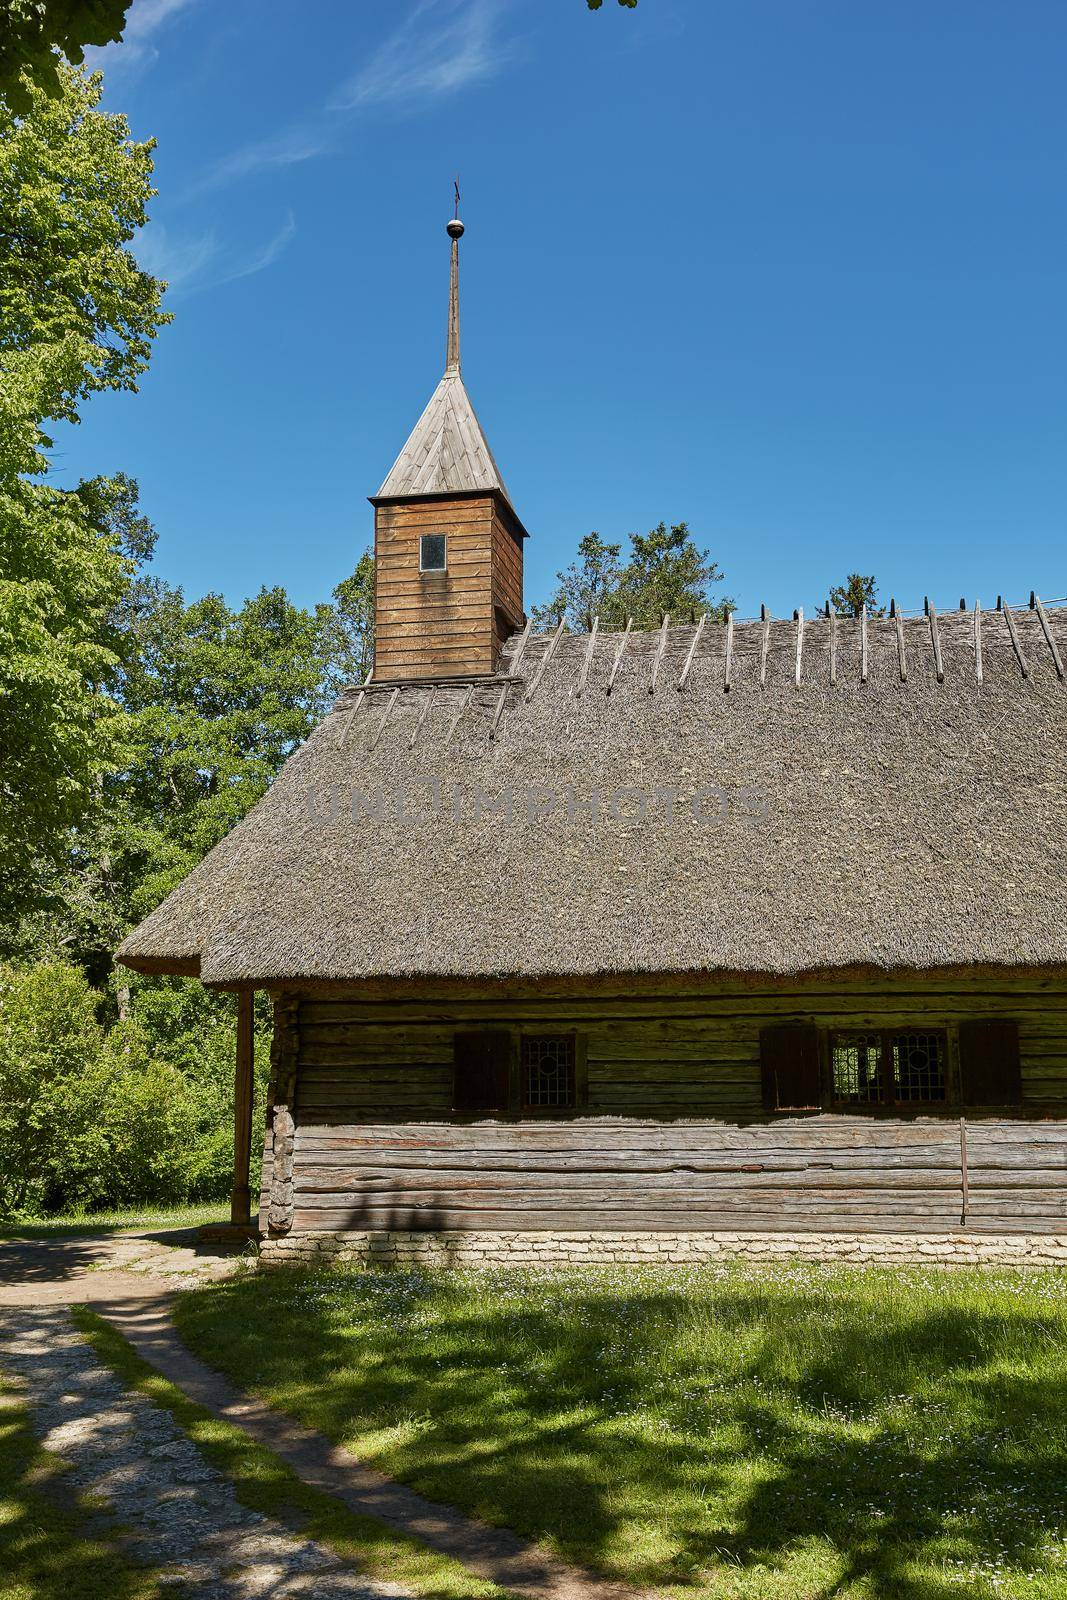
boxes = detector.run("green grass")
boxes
[174,1260,1067,1599]
[0,1377,161,1600]
[73,1308,515,1600]
[0,1203,227,1240]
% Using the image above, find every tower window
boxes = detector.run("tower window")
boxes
[420,534,447,572]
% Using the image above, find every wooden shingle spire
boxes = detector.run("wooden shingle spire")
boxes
[371,198,528,682]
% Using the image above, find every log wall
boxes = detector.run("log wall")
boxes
[259,973,1067,1238]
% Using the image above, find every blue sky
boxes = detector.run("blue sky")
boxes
[65,0,1067,620]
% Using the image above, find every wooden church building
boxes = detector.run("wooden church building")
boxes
[118,211,1067,1265]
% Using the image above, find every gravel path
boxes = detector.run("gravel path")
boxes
[0,1306,409,1599]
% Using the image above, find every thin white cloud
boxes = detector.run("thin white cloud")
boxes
[216,211,297,286]
[137,213,295,298]
[85,0,200,76]
[334,0,515,112]
[192,0,515,202]
[137,220,218,290]
[183,126,332,203]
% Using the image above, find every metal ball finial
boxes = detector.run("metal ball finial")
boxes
[447,217,465,240]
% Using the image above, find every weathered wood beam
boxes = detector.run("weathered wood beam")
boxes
[891,599,907,682]
[335,666,374,746]
[828,601,837,687]
[677,613,705,691]
[723,611,734,693]
[860,603,869,684]
[409,686,437,749]
[973,600,984,687]
[446,683,475,743]
[370,686,400,748]
[999,596,1029,678]
[793,607,804,689]
[759,605,771,688]
[607,617,634,694]
[574,615,600,698]
[649,613,671,694]
[927,599,944,684]
[524,616,567,704]
[1031,592,1065,679]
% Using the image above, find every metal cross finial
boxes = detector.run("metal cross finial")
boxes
[445,181,464,371]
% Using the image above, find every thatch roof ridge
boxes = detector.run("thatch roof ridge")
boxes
[117,599,1067,985]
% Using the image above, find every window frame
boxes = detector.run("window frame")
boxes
[419,533,447,573]
[827,1027,950,1112]
[450,1028,588,1118]
[520,1033,578,1113]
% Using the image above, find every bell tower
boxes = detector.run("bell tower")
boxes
[370,203,527,682]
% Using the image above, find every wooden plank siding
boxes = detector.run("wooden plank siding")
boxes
[374,494,524,680]
[260,974,1067,1236]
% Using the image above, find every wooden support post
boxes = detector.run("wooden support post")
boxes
[649,613,671,694]
[860,603,869,684]
[677,612,705,691]
[231,990,255,1227]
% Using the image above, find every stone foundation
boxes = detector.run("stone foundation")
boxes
[259,1229,1067,1269]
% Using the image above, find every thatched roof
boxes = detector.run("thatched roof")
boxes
[117,600,1067,986]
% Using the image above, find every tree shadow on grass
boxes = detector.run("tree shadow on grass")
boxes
[176,1268,1067,1598]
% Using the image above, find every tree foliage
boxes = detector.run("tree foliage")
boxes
[0,65,167,924]
[0,1,132,110]
[533,522,730,630]
[587,1,638,8]
[829,573,884,617]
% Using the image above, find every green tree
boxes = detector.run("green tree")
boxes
[0,3,132,111]
[829,573,884,617]
[587,1,637,9]
[316,548,375,699]
[533,522,730,631]
[531,532,625,629]
[0,65,167,923]
[617,520,731,627]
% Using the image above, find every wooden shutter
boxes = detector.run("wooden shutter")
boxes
[453,1030,511,1112]
[760,1024,821,1111]
[959,1020,1022,1106]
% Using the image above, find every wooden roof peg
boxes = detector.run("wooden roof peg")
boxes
[677,612,706,691]
[607,616,633,695]
[828,601,837,687]
[723,610,734,693]
[894,604,907,682]
[928,601,944,684]
[649,612,671,694]
[860,603,869,684]
[960,598,967,611]
[488,682,509,739]
[446,683,476,744]
[760,607,772,687]
[507,615,534,677]
[889,597,897,617]
[335,666,374,746]
[794,607,804,689]
[1001,599,1029,678]
[524,616,567,704]
[574,615,600,698]
[370,686,400,749]
[1032,593,1065,679]
[973,600,984,688]
[409,686,437,749]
